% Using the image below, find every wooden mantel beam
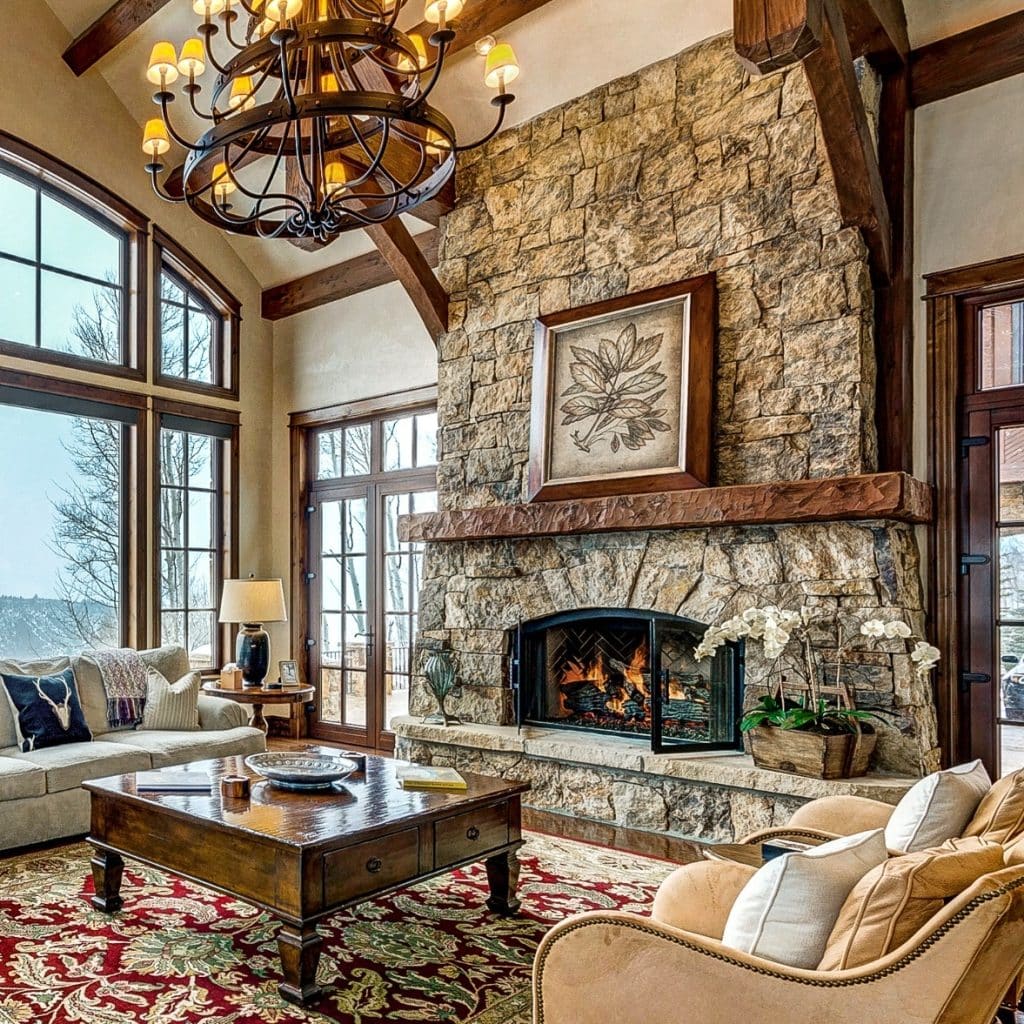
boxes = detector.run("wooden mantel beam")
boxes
[63,0,174,76]
[262,229,439,321]
[398,473,934,544]
[803,0,892,281]
[910,10,1024,108]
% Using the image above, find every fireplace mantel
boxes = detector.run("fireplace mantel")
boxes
[399,472,933,544]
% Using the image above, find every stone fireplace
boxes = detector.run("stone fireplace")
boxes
[514,609,741,753]
[392,33,934,840]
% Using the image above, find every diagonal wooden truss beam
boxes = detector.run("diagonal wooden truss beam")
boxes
[363,218,448,343]
[802,0,892,281]
[407,0,555,57]
[838,0,909,65]
[262,228,439,320]
[63,0,175,76]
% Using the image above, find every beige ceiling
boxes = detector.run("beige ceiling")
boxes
[41,0,1024,289]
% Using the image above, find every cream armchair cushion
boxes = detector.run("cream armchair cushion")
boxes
[884,759,991,853]
[819,836,1005,970]
[720,828,888,969]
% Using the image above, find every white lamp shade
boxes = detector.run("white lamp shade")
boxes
[219,578,288,624]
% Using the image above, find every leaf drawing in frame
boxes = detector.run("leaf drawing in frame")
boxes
[558,322,671,454]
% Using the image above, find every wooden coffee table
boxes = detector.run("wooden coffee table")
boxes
[85,752,529,1006]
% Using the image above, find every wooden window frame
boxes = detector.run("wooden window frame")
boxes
[0,367,147,651]
[152,398,240,673]
[926,253,1024,767]
[0,131,147,381]
[154,228,240,400]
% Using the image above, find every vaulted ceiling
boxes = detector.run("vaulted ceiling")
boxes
[40,0,1024,293]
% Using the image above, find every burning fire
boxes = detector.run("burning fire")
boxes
[557,645,649,720]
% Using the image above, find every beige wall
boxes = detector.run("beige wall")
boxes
[914,75,1024,475]
[0,0,278,652]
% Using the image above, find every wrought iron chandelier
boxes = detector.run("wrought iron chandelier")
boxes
[141,0,520,241]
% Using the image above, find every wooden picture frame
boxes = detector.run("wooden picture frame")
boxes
[279,659,299,686]
[528,275,715,502]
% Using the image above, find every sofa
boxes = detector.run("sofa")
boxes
[0,645,266,851]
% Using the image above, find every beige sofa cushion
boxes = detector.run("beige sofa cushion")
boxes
[964,768,1024,844]
[97,727,265,768]
[721,829,888,970]
[4,741,151,793]
[818,837,1005,971]
[884,760,991,853]
[141,669,201,731]
[0,756,47,800]
[0,657,71,749]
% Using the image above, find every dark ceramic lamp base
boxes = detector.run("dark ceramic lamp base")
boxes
[237,624,271,688]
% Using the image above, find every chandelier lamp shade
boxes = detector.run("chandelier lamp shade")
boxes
[140,0,520,241]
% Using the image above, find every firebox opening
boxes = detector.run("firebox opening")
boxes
[513,608,742,754]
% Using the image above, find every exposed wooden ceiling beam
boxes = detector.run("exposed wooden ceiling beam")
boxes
[63,0,174,76]
[910,10,1024,107]
[262,229,439,321]
[363,218,448,343]
[838,0,909,65]
[733,0,824,75]
[803,0,892,281]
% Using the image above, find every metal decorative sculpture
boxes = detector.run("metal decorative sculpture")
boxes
[422,649,462,726]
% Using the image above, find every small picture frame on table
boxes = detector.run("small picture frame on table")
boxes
[279,660,299,686]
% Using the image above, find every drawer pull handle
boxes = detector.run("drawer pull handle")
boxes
[466,826,480,841]
[366,857,383,874]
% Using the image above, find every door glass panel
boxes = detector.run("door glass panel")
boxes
[415,412,438,466]
[345,424,371,476]
[345,498,367,554]
[385,493,410,552]
[1002,726,1024,776]
[344,670,367,727]
[384,415,414,470]
[344,555,367,612]
[999,428,1024,521]
[321,556,343,612]
[1000,626,1024,721]
[980,301,1024,391]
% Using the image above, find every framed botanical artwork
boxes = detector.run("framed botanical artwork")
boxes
[527,274,715,502]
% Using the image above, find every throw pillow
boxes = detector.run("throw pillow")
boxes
[818,836,1005,971]
[884,760,992,853]
[0,668,92,752]
[141,668,201,731]
[963,767,1024,844]
[720,829,888,970]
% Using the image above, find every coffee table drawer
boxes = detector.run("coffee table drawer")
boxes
[434,803,508,866]
[324,828,419,905]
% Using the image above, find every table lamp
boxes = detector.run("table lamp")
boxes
[219,576,288,688]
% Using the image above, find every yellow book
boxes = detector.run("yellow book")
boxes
[397,765,468,791]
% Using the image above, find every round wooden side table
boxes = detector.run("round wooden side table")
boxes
[202,682,315,734]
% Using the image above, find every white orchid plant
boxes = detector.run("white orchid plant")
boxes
[694,606,940,736]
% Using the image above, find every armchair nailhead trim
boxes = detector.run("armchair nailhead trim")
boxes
[533,875,1024,1023]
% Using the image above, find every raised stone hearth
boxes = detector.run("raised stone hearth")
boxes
[394,719,914,841]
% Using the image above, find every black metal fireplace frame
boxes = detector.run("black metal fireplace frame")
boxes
[510,608,744,754]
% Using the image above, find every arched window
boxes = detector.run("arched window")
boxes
[0,136,144,376]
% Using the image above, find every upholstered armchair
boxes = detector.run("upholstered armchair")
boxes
[532,859,1024,1024]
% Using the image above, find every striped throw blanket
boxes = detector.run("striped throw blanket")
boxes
[93,649,148,729]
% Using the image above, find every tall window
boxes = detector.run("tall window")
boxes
[0,385,139,658]
[155,230,238,397]
[0,152,141,374]
[156,412,236,671]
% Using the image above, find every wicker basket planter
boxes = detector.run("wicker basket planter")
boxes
[748,725,877,780]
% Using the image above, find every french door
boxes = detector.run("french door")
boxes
[303,408,437,751]
[958,290,1024,776]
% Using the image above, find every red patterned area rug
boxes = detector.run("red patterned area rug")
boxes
[0,833,675,1024]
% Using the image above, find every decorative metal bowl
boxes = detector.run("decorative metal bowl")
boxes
[244,752,358,792]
